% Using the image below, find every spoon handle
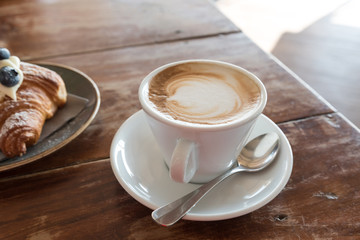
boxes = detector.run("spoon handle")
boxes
[152,166,244,226]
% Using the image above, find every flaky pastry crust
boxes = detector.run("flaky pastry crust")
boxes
[0,62,67,157]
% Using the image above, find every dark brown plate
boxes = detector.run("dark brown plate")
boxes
[0,63,100,171]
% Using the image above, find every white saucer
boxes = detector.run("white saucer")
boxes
[110,110,293,221]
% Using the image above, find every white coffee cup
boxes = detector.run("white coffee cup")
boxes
[139,59,267,183]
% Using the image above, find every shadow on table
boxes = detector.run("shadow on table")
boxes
[270,2,360,127]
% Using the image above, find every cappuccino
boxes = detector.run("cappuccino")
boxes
[147,62,262,125]
[139,60,267,183]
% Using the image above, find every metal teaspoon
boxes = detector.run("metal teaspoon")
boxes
[152,132,280,226]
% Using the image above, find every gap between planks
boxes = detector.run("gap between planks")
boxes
[0,157,111,183]
[23,31,241,62]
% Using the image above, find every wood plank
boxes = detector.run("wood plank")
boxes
[0,113,359,239]
[0,33,335,178]
[0,0,238,60]
[271,0,360,127]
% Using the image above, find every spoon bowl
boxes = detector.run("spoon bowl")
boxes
[152,132,280,226]
[238,132,280,170]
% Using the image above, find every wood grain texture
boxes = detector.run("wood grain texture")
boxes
[0,114,359,239]
[0,0,238,60]
[0,1,359,239]
[272,9,360,127]
[0,33,335,178]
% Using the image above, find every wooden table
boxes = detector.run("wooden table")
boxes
[1,0,359,239]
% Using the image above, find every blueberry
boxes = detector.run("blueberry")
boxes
[0,66,20,87]
[0,48,10,60]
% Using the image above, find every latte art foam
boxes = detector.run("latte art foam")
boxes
[148,62,261,125]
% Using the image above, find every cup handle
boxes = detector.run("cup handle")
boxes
[170,138,198,183]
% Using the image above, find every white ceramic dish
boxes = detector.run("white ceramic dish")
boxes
[110,110,293,221]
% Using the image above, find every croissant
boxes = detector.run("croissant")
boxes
[0,62,67,158]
